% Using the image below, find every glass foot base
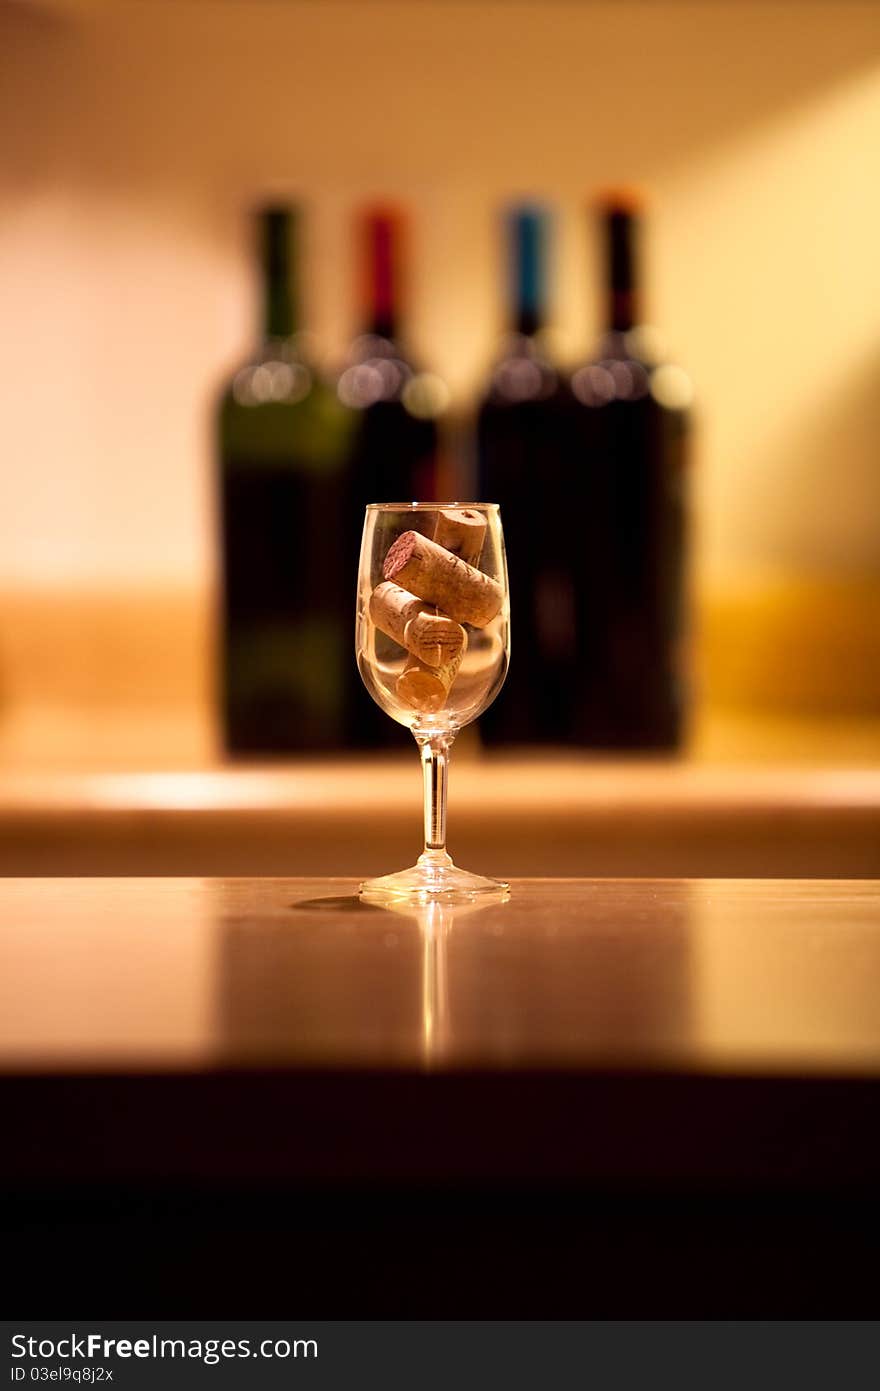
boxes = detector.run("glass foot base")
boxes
[360,851,509,905]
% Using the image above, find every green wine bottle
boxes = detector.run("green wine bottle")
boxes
[217,205,355,754]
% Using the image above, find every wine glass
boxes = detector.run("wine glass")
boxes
[356,502,510,903]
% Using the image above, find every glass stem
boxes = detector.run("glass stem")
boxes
[418,734,453,862]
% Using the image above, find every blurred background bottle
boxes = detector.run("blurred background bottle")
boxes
[337,205,442,505]
[340,204,447,747]
[567,193,691,749]
[476,204,572,745]
[217,204,355,755]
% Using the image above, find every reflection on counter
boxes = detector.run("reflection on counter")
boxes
[5,878,879,1077]
[375,895,510,1066]
[217,881,695,1069]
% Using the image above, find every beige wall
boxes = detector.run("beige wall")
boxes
[1,0,879,726]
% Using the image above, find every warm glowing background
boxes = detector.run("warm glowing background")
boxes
[1,0,879,764]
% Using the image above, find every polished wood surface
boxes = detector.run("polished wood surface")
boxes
[3,875,879,1074]
[5,876,880,1316]
[2,762,879,876]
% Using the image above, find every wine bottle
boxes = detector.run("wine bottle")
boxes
[338,206,442,503]
[567,194,691,749]
[476,204,573,745]
[217,204,355,754]
[340,205,446,746]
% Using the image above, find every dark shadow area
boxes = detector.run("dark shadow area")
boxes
[5,1181,879,1318]
[290,895,384,913]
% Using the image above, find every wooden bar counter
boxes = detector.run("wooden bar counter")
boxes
[3,876,880,1316]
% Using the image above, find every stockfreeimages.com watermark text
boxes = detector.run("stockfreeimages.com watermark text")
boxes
[10,1333,317,1370]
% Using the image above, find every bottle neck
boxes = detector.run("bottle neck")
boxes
[260,207,298,341]
[509,207,547,338]
[361,211,402,341]
[604,207,641,333]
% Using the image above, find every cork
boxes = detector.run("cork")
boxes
[383,530,502,629]
[369,582,425,649]
[396,640,467,713]
[393,508,487,710]
[432,508,487,567]
[404,610,466,668]
[370,581,466,668]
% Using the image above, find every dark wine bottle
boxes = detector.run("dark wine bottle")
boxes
[340,205,445,747]
[217,204,355,755]
[338,206,442,504]
[567,194,691,749]
[476,204,573,745]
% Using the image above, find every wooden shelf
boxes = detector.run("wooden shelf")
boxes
[1,758,879,876]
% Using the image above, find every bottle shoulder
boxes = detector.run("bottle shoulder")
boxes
[218,335,327,407]
[336,333,448,422]
[568,328,693,415]
[218,341,356,466]
[481,332,562,408]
